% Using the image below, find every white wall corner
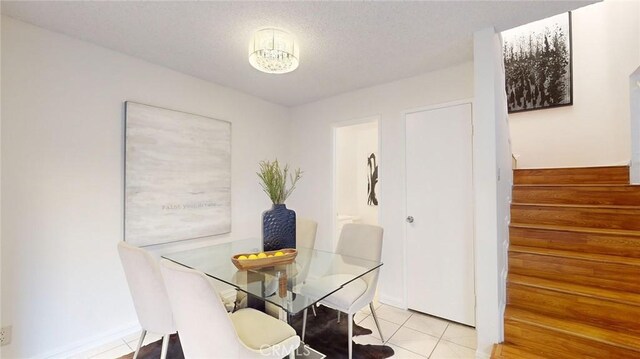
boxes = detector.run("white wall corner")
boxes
[630,66,640,184]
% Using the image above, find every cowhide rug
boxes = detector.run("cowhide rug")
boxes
[118,305,393,359]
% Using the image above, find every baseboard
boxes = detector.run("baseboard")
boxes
[36,321,140,359]
[377,293,406,309]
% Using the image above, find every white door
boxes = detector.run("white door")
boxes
[405,103,475,326]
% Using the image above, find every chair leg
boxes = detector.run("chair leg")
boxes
[337,310,341,323]
[348,313,353,359]
[302,308,308,343]
[289,351,296,359]
[311,304,317,317]
[132,329,146,359]
[160,334,170,359]
[370,302,385,343]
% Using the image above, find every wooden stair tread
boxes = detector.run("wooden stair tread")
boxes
[509,224,640,259]
[512,202,640,210]
[509,245,640,266]
[492,343,548,359]
[511,204,640,231]
[505,307,640,352]
[509,248,640,294]
[509,223,640,237]
[508,273,640,307]
[513,185,640,206]
[515,165,629,171]
[514,184,640,187]
[514,165,629,185]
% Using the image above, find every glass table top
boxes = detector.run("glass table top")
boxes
[162,238,382,315]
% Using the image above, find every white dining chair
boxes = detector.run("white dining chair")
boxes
[296,217,318,249]
[159,259,301,359]
[300,223,384,359]
[117,242,176,359]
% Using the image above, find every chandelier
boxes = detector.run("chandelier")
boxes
[249,28,299,74]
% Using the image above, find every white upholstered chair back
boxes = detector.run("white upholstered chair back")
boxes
[117,241,175,335]
[159,259,253,358]
[296,217,318,249]
[336,223,383,309]
[299,223,385,358]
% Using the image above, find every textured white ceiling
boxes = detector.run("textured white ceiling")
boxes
[1,1,595,106]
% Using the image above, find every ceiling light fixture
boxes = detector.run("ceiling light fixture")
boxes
[249,28,299,74]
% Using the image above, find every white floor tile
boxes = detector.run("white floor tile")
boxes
[125,332,164,349]
[354,310,369,324]
[429,340,476,359]
[404,312,449,338]
[121,330,143,344]
[68,340,126,359]
[89,344,133,359]
[388,343,428,358]
[388,327,439,356]
[441,323,477,350]
[374,304,413,325]
[359,301,382,315]
[359,316,401,342]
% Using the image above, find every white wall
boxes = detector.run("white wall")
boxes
[335,121,379,226]
[0,14,3,340]
[473,27,514,358]
[631,67,640,183]
[288,62,474,308]
[1,17,291,358]
[509,0,640,168]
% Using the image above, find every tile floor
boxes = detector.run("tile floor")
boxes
[75,303,476,358]
[71,331,164,359]
[354,302,477,358]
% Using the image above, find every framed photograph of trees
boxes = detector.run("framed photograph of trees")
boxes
[502,12,572,113]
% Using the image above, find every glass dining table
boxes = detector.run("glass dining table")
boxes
[161,238,383,323]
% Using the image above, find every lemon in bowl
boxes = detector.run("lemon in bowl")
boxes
[248,254,258,260]
[274,251,285,257]
[238,255,248,260]
[257,252,267,259]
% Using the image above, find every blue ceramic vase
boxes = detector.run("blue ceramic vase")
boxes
[262,204,296,251]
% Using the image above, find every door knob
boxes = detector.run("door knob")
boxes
[406,216,414,223]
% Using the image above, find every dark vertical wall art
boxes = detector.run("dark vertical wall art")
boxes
[502,12,573,113]
[367,153,378,206]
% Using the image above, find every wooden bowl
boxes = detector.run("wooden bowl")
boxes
[231,248,297,270]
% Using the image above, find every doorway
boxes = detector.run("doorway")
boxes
[333,118,380,249]
[405,102,475,326]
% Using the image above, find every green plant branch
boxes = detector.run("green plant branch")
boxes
[257,160,303,204]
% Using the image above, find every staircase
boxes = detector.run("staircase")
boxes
[492,165,640,359]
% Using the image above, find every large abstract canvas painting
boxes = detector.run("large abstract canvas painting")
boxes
[503,12,572,113]
[125,102,231,246]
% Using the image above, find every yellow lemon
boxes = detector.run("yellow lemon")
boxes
[274,251,285,257]
[257,252,267,259]
[238,255,248,260]
[248,254,258,260]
